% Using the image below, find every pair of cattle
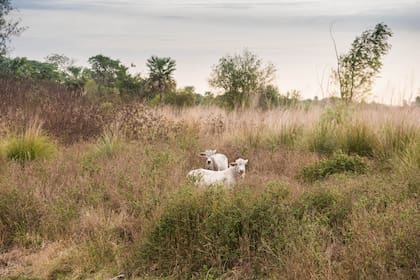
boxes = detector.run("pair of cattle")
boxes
[187,150,248,188]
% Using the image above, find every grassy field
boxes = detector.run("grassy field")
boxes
[0,82,419,279]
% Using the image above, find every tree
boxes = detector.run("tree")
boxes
[332,23,392,103]
[146,56,176,104]
[88,54,127,89]
[1,0,24,56]
[209,49,276,109]
[87,54,144,96]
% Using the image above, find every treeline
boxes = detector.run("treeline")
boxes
[0,52,306,109]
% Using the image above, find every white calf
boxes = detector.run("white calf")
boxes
[200,149,228,171]
[188,158,248,188]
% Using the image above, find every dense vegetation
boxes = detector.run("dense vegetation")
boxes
[0,80,418,279]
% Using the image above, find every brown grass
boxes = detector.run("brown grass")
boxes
[0,85,419,279]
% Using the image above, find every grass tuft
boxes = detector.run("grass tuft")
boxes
[2,120,56,163]
[93,122,124,159]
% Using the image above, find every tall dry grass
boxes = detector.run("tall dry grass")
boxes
[0,90,419,279]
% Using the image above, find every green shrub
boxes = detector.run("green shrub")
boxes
[299,152,367,183]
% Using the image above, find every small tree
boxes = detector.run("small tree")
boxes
[0,0,24,56]
[146,56,176,104]
[209,49,276,109]
[332,23,392,103]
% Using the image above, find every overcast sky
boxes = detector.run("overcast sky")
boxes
[11,0,420,104]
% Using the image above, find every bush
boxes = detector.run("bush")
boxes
[130,183,292,278]
[299,152,367,183]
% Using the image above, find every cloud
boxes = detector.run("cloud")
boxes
[15,0,315,11]
[159,15,191,21]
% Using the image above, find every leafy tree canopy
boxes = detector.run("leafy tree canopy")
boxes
[209,49,276,109]
[333,23,392,103]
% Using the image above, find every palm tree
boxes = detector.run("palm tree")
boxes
[146,56,176,104]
